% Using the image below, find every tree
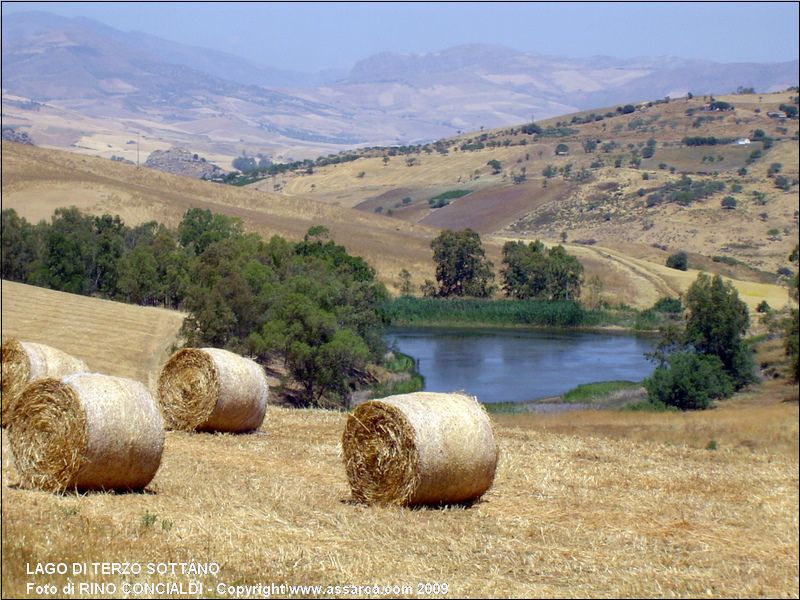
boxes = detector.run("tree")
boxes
[487,159,502,174]
[500,241,583,300]
[27,207,97,295]
[398,269,413,295]
[645,352,733,410]
[251,291,369,407]
[684,273,754,388]
[1,209,39,282]
[431,229,494,297]
[545,245,584,300]
[178,208,242,255]
[721,197,737,209]
[116,246,160,305]
[779,103,798,119]
[666,252,689,271]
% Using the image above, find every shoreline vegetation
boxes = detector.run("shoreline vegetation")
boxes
[482,380,659,414]
[379,296,675,332]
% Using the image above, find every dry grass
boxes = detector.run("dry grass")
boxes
[2,395,797,598]
[1,280,185,392]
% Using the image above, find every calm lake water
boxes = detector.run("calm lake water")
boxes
[384,328,657,404]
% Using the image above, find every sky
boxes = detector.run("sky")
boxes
[2,1,799,72]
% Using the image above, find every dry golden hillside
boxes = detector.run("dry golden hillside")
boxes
[1,142,442,288]
[1,279,184,390]
[258,92,799,277]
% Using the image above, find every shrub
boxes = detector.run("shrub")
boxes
[652,297,683,314]
[644,352,734,410]
[666,252,688,271]
[756,300,771,313]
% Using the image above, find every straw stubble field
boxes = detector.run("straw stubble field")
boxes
[2,399,798,598]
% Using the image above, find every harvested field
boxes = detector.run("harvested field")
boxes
[1,280,185,391]
[2,397,797,598]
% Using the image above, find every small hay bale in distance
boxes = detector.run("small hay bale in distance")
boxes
[342,392,499,506]
[1,339,89,427]
[10,372,165,492]
[157,348,268,432]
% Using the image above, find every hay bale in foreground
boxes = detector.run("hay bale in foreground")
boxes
[342,392,498,506]
[1,339,88,427]
[9,373,164,492]
[157,348,268,432]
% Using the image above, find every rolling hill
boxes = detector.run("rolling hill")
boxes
[252,90,799,298]
[2,133,793,312]
[0,279,184,390]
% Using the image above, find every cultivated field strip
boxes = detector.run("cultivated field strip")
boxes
[1,280,185,390]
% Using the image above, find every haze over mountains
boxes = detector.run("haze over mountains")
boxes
[2,11,797,164]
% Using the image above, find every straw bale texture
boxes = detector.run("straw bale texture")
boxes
[1,339,88,427]
[157,348,268,432]
[342,392,498,506]
[9,372,164,492]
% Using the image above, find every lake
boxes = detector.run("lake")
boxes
[384,328,657,404]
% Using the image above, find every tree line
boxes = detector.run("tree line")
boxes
[2,208,388,407]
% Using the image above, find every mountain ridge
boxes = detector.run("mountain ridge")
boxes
[2,10,797,163]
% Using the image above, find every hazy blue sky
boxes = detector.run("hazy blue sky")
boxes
[3,2,798,72]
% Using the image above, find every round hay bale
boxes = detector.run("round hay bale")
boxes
[157,348,268,432]
[342,392,498,506]
[1,339,89,427]
[9,373,164,492]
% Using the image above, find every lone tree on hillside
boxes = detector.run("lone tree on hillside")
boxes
[431,229,494,297]
[644,272,754,409]
[683,273,754,388]
[487,159,502,174]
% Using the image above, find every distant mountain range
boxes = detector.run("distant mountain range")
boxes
[2,11,797,162]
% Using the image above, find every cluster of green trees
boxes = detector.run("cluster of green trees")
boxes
[501,241,584,300]
[423,229,584,302]
[681,136,736,146]
[645,273,755,410]
[2,207,198,306]
[2,208,388,407]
